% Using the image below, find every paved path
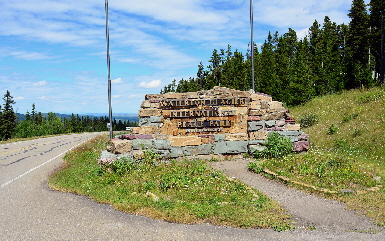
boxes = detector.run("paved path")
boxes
[210,160,384,233]
[1,134,384,240]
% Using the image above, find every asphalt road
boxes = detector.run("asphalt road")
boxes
[1,133,384,240]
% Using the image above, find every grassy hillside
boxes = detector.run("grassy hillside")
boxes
[286,87,385,226]
[290,87,385,177]
[249,86,385,226]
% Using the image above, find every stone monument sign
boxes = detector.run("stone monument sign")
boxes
[108,86,309,159]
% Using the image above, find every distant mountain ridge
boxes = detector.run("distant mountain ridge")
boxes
[16,112,138,122]
[85,113,138,117]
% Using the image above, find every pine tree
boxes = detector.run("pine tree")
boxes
[158,3,382,103]
[275,28,298,103]
[346,0,371,89]
[35,112,43,125]
[309,19,325,95]
[197,62,205,89]
[258,31,280,98]
[31,103,36,122]
[25,110,31,121]
[369,0,385,83]
[206,49,222,88]
[337,23,350,91]
[288,37,315,105]
[221,47,249,91]
[0,91,17,140]
[320,17,345,93]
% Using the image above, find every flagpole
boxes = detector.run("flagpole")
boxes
[250,0,255,91]
[105,0,113,139]
[381,2,384,84]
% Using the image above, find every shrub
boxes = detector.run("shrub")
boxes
[342,113,358,123]
[254,132,293,159]
[97,156,133,175]
[327,124,337,135]
[299,112,319,128]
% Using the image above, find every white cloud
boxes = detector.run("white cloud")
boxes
[112,78,122,84]
[254,0,354,29]
[112,95,120,99]
[139,79,162,89]
[33,80,47,87]
[0,0,367,115]
[15,96,25,100]
[296,28,310,40]
[0,48,53,61]
[119,58,137,63]
[10,51,51,60]
[111,1,229,27]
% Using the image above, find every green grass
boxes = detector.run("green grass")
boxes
[49,135,292,230]
[250,86,385,225]
[250,151,378,191]
[48,86,385,228]
[292,87,385,177]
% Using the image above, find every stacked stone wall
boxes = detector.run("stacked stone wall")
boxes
[108,87,309,159]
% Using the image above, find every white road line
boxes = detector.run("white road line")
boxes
[1,137,94,188]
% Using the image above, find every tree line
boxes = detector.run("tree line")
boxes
[161,0,385,106]
[0,91,137,141]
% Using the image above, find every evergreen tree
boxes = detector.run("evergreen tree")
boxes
[35,112,43,125]
[158,1,384,105]
[369,0,385,83]
[31,103,37,123]
[258,31,280,97]
[206,49,222,88]
[320,17,345,94]
[309,19,325,95]
[0,91,17,140]
[185,77,200,92]
[221,46,249,91]
[25,110,31,121]
[288,37,315,105]
[197,62,205,89]
[275,28,298,103]
[337,23,350,90]
[346,0,371,89]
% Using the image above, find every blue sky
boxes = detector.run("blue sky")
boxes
[0,0,368,115]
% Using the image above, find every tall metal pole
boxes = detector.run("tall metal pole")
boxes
[105,0,113,139]
[250,0,255,91]
[381,2,385,84]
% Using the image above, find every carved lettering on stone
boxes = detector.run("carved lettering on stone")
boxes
[112,86,309,158]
